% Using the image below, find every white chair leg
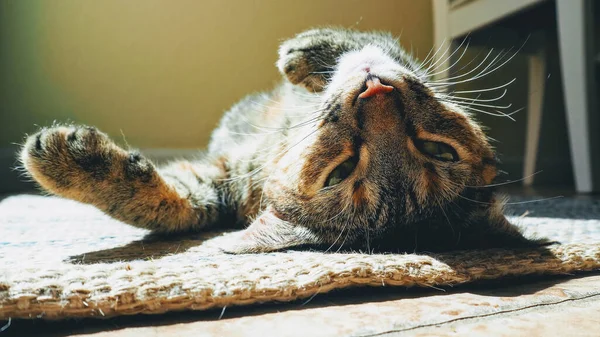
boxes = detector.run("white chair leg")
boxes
[556,0,594,193]
[432,0,451,81]
[523,50,546,186]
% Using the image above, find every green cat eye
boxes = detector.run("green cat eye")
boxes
[325,158,357,187]
[415,140,458,162]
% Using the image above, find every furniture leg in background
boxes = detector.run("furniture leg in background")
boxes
[556,0,595,193]
[433,0,598,192]
[523,49,546,186]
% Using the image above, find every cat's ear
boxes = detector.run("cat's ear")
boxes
[277,29,351,92]
[221,209,322,254]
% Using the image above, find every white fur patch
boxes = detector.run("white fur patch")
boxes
[325,45,416,96]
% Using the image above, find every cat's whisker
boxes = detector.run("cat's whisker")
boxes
[431,35,529,88]
[419,44,437,68]
[220,130,310,183]
[502,196,565,205]
[428,47,497,85]
[225,130,280,137]
[284,117,326,130]
[398,45,427,77]
[225,117,301,136]
[427,36,470,76]
[429,48,508,86]
[249,99,322,111]
[336,207,358,254]
[247,97,326,116]
[282,110,326,118]
[428,40,481,78]
[432,47,510,85]
[250,96,322,108]
[420,38,449,71]
[426,41,470,78]
[414,48,438,77]
[335,225,352,253]
[323,204,357,254]
[423,39,456,74]
[441,178,560,207]
[365,223,370,255]
[247,117,322,133]
[228,141,286,164]
[323,208,352,253]
[448,78,517,95]
[237,110,325,133]
[451,103,522,121]
[463,171,543,188]
[465,93,485,105]
[434,55,510,87]
[437,88,508,103]
[439,98,513,110]
[427,45,488,85]
[436,198,456,239]
[291,90,322,97]
[456,193,563,206]
[425,40,453,71]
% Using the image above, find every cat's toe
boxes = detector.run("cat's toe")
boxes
[23,126,103,160]
[21,127,54,165]
[20,125,117,192]
[64,126,109,152]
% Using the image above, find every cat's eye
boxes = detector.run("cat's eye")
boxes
[414,140,458,162]
[325,158,357,187]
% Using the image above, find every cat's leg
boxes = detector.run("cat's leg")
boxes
[20,125,227,233]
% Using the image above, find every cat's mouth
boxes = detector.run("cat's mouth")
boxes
[352,75,395,104]
[323,156,359,188]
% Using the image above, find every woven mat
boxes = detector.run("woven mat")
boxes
[1,195,599,320]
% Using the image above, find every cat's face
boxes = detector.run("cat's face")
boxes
[226,29,526,253]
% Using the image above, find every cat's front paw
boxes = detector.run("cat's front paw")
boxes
[277,29,345,92]
[20,125,126,194]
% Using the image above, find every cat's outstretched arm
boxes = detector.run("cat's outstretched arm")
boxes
[20,125,225,233]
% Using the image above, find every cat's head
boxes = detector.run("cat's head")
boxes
[225,28,534,254]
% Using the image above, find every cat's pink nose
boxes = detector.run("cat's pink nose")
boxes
[358,76,394,99]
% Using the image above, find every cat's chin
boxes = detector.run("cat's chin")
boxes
[220,208,322,254]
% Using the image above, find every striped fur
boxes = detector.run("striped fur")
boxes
[20,28,546,253]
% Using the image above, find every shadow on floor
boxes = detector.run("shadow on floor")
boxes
[66,231,229,264]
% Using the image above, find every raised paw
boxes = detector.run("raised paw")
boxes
[20,125,154,198]
[277,29,347,92]
[277,29,400,92]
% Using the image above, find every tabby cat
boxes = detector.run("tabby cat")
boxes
[20,28,541,253]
